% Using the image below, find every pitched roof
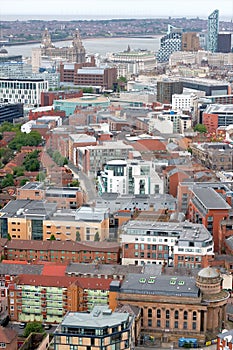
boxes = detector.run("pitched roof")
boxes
[77,277,113,290]
[42,264,67,277]
[0,326,17,343]
[5,239,120,253]
[16,274,77,288]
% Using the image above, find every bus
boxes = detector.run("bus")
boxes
[178,337,198,348]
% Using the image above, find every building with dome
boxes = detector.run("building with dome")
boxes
[40,28,86,64]
[109,266,229,346]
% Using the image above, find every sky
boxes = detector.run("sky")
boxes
[0,0,233,20]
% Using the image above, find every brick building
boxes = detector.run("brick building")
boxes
[3,240,120,264]
[0,326,17,350]
[109,267,229,345]
[187,187,231,253]
[40,90,83,107]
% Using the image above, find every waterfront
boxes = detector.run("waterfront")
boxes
[4,36,161,58]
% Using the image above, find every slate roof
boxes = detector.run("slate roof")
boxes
[120,273,199,298]
[192,187,231,210]
[0,263,43,276]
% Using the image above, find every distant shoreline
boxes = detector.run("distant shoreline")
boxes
[1,35,159,47]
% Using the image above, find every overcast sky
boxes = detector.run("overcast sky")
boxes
[0,0,232,20]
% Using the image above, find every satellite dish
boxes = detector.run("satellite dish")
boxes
[222,329,232,342]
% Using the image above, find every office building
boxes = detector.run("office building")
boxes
[202,104,233,133]
[53,306,135,350]
[181,78,230,96]
[40,28,86,64]
[0,78,48,107]
[207,9,219,53]
[157,25,183,63]
[182,32,200,51]
[0,103,23,124]
[108,47,157,78]
[217,33,232,53]
[157,79,183,104]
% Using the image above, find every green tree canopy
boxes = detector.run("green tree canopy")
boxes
[76,231,81,241]
[194,124,207,133]
[23,322,44,338]
[1,174,14,188]
[50,234,56,241]
[8,131,42,151]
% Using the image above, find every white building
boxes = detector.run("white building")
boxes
[172,93,198,112]
[0,78,48,107]
[21,115,62,133]
[98,159,164,196]
[108,48,157,78]
[148,111,192,134]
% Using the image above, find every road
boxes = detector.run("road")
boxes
[68,162,98,204]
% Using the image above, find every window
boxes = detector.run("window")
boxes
[157,309,161,318]
[166,310,170,319]
[192,322,196,330]
[183,322,187,329]
[157,320,161,327]
[175,310,179,319]
[174,321,178,329]
[193,311,197,321]
[148,319,152,327]
[184,311,188,320]
[165,320,170,328]
[148,308,152,318]
[0,343,6,348]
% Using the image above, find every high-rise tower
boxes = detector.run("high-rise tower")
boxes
[157,25,183,63]
[207,9,219,53]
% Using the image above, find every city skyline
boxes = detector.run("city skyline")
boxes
[0,0,233,20]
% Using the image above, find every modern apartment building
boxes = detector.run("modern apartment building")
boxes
[53,306,135,350]
[157,25,183,63]
[120,220,214,267]
[0,78,48,107]
[77,141,134,175]
[188,186,231,253]
[181,32,200,51]
[9,275,78,323]
[97,159,163,196]
[0,199,110,242]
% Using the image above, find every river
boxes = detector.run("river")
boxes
[4,36,162,58]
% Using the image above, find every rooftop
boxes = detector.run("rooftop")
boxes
[120,273,199,298]
[60,306,130,329]
[192,187,231,210]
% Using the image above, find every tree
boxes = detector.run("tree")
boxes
[7,233,11,241]
[13,166,25,177]
[49,234,56,240]
[194,124,207,133]
[23,321,44,338]
[20,178,29,186]
[76,231,81,241]
[70,179,80,187]
[36,172,46,182]
[94,231,100,242]
[1,174,14,188]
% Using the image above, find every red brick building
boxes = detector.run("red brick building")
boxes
[188,187,231,253]
[3,240,121,264]
[40,90,83,107]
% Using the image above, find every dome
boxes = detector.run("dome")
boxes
[198,266,219,279]
[0,47,8,54]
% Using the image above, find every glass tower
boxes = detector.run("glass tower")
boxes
[207,9,219,53]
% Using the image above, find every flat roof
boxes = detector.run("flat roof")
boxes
[205,104,233,114]
[61,306,130,329]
